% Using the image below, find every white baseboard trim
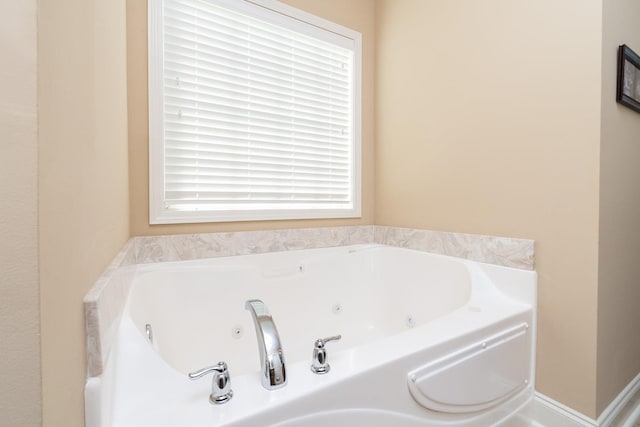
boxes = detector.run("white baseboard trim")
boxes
[621,403,640,427]
[534,392,597,427]
[597,373,640,427]
[534,373,640,427]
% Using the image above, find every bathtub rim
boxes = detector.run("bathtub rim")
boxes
[83,226,535,427]
[123,243,524,377]
[84,226,534,379]
[108,276,536,427]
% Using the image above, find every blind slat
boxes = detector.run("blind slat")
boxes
[163,32,351,85]
[164,52,351,108]
[164,3,351,61]
[160,0,356,213]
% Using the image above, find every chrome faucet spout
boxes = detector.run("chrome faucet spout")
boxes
[245,299,287,389]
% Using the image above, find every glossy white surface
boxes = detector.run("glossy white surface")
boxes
[87,244,537,427]
[408,322,530,413]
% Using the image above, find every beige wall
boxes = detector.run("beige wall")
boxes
[0,1,41,426]
[127,0,376,236]
[38,1,130,426]
[597,0,640,416]
[375,0,603,418]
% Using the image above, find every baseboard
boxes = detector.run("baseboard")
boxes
[534,392,597,427]
[534,373,640,427]
[621,404,640,427]
[597,373,640,427]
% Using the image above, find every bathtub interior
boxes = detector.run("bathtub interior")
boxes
[127,244,474,377]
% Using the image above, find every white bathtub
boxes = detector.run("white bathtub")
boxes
[98,244,536,427]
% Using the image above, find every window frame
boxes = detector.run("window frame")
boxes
[148,0,362,224]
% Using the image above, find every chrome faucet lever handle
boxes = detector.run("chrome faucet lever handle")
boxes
[316,335,342,346]
[311,334,342,374]
[188,361,233,404]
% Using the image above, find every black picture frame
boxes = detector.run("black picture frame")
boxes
[617,44,640,113]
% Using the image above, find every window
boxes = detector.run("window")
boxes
[148,0,362,224]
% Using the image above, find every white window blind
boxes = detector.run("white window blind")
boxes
[149,0,362,224]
